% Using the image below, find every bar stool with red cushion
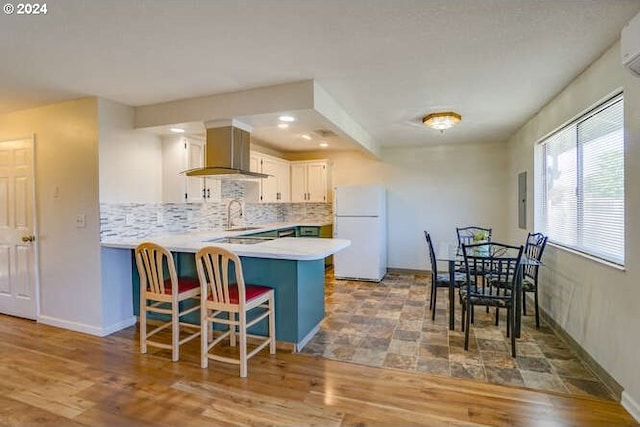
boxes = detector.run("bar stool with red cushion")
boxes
[195,246,275,378]
[135,242,201,362]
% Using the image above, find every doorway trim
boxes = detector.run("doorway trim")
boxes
[0,134,40,320]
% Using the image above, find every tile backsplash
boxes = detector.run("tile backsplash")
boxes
[100,189,332,240]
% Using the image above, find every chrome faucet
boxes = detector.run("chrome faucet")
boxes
[226,199,244,229]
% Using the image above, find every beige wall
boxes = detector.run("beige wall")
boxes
[288,143,508,270]
[98,99,163,203]
[382,143,508,269]
[0,98,104,332]
[505,42,640,412]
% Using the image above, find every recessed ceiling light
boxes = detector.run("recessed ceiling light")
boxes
[279,115,296,122]
[319,143,329,148]
[170,127,185,133]
[301,134,312,140]
[278,123,289,129]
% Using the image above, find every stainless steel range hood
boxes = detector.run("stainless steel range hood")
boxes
[183,121,268,179]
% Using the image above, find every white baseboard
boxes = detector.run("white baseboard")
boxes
[622,391,640,422]
[295,324,320,352]
[102,316,137,336]
[38,315,137,337]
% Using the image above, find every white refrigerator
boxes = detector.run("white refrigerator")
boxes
[333,185,387,282]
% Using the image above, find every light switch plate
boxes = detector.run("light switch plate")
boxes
[76,214,86,228]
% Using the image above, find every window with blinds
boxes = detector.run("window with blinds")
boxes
[537,93,624,265]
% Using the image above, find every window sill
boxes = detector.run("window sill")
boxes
[547,242,626,272]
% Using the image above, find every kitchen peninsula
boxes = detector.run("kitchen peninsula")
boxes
[101,223,349,350]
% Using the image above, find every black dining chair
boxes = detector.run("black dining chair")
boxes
[491,232,548,329]
[522,232,548,328]
[460,241,524,357]
[456,226,493,247]
[455,226,493,270]
[424,231,466,321]
[455,226,494,309]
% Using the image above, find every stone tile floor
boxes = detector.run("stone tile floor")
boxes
[301,270,615,400]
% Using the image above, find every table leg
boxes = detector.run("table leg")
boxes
[515,265,522,338]
[449,260,455,331]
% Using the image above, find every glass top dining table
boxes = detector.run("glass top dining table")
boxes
[435,243,540,337]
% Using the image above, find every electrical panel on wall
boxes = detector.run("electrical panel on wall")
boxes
[518,171,527,229]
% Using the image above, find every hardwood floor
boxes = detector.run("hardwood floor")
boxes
[0,314,636,426]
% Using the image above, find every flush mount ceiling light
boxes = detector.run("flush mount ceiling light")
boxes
[319,142,328,148]
[279,115,296,122]
[301,134,312,140]
[422,112,462,132]
[170,127,185,133]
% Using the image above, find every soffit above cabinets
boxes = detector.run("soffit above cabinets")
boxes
[136,81,379,157]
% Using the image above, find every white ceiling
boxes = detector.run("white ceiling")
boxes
[2,0,639,152]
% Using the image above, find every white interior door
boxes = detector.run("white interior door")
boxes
[0,137,38,319]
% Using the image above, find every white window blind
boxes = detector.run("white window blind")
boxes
[538,94,624,265]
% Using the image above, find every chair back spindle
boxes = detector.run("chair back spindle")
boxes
[196,247,248,307]
[135,242,178,295]
[523,232,547,281]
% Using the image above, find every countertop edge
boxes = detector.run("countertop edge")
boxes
[101,232,349,261]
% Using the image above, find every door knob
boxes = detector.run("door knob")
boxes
[21,235,35,242]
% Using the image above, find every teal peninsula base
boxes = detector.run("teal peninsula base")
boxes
[132,252,326,350]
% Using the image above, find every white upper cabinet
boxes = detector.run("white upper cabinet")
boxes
[290,160,331,203]
[290,163,306,202]
[249,151,290,203]
[249,152,261,175]
[162,135,220,203]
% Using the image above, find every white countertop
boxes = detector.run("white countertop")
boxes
[100,222,348,261]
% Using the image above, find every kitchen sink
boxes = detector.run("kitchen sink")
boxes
[225,226,262,231]
[206,236,274,245]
